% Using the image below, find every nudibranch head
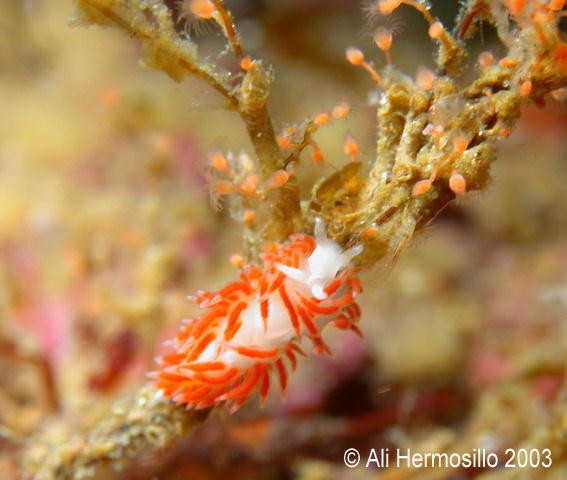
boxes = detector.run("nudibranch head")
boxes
[277,218,362,299]
[153,219,363,412]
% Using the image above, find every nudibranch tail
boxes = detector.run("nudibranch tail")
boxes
[154,220,363,412]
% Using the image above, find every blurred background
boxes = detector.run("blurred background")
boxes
[2,0,567,478]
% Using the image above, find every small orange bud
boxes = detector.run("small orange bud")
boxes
[412,179,432,196]
[453,135,468,154]
[499,57,518,68]
[217,181,235,194]
[240,56,253,71]
[241,174,260,194]
[478,51,494,68]
[428,21,444,39]
[230,253,244,268]
[267,170,290,189]
[417,66,435,91]
[244,209,256,226]
[332,102,350,119]
[360,226,378,239]
[499,127,510,138]
[449,170,466,196]
[520,78,532,97]
[314,112,329,126]
[346,47,365,66]
[423,123,444,143]
[276,135,292,148]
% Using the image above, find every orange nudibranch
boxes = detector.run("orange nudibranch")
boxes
[153,219,363,412]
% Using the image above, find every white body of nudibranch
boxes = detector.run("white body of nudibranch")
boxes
[155,218,363,411]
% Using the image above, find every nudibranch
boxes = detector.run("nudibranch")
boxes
[154,219,363,412]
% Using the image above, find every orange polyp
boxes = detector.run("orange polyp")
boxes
[346,47,365,66]
[241,174,260,194]
[332,102,350,119]
[507,0,526,15]
[550,0,565,11]
[244,209,256,227]
[217,180,235,194]
[230,253,244,268]
[453,135,469,154]
[276,135,292,148]
[499,127,510,138]
[343,133,359,162]
[346,47,385,87]
[314,112,329,126]
[449,170,467,196]
[417,66,435,91]
[188,0,216,19]
[240,56,252,71]
[378,0,403,15]
[423,123,444,147]
[374,27,393,62]
[412,179,432,196]
[210,151,228,171]
[520,78,532,97]
[267,169,290,189]
[478,51,494,68]
[360,226,378,240]
[499,57,518,68]
[428,21,445,39]
[311,147,324,164]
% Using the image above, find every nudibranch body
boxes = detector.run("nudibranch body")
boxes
[154,219,363,412]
